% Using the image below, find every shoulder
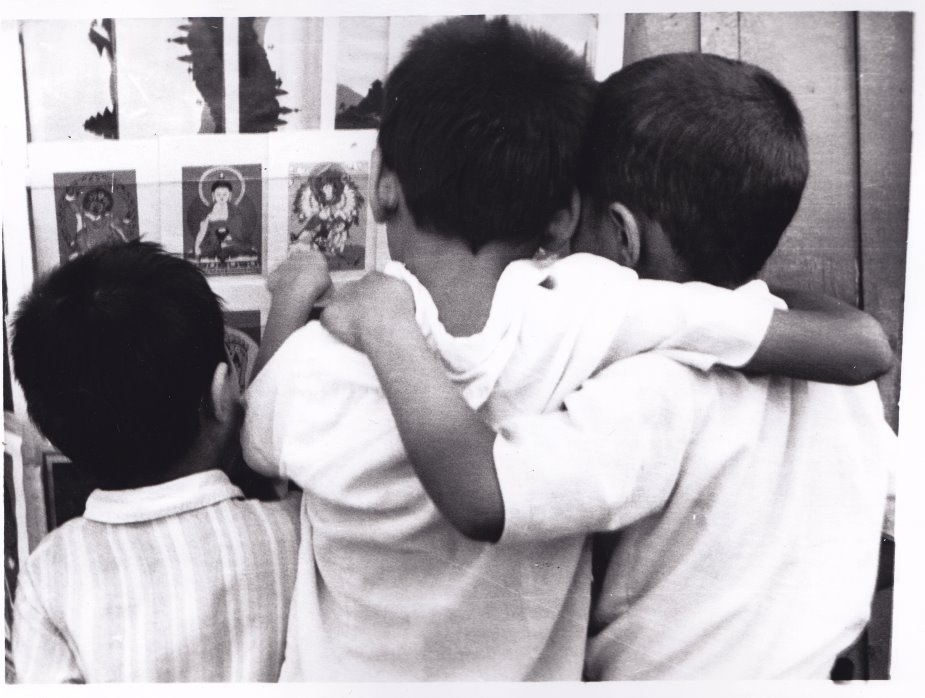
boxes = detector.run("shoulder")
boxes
[252,321,375,387]
[544,253,638,288]
[21,517,91,577]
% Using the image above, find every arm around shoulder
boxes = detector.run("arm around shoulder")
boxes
[749,288,894,385]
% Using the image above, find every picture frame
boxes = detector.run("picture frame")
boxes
[40,452,99,532]
[157,134,269,276]
[27,140,160,274]
[266,129,380,281]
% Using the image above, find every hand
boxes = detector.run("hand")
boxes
[267,244,332,316]
[322,271,416,352]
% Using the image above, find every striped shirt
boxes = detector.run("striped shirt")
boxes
[12,469,299,683]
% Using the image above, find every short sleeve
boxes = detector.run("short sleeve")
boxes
[616,278,780,370]
[494,354,697,544]
[242,331,305,481]
[13,567,84,683]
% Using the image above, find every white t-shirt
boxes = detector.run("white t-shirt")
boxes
[241,253,774,680]
[493,285,895,678]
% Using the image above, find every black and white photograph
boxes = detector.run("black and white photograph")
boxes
[118,17,226,138]
[1,0,922,692]
[239,17,324,132]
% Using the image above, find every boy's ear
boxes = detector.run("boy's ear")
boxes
[542,189,582,254]
[208,361,239,424]
[608,202,642,269]
[370,147,400,223]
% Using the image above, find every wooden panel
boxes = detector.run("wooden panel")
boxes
[857,12,912,430]
[700,12,739,58]
[740,13,860,305]
[623,13,699,65]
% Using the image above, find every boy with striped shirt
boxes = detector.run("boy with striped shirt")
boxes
[10,242,325,682]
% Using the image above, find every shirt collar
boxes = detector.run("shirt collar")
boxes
[83,469,245,524]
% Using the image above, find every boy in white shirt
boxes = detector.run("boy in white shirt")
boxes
[322,52,896,679]
[244,21,890,680]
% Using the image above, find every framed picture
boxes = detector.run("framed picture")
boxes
[117,18,226,139]
[333,15,448,131]
[158,134,268,275]
[181,163,263,276]
[20,19,119,143]
[51,170,140,263]
[267,130,379,280]
[28,140,160,274]
[224,310,262,392]
[40,453,99,532]
[239,17,324,132]
[288,161,369,271]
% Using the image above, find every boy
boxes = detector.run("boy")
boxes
[244,19,889,680]
[322,53,896,678]
[10,242,311,682]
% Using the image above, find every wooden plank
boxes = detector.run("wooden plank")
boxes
[857,12,912,431]
[623,13,699,65]
[740,12,860,306]
[700,12,739,59]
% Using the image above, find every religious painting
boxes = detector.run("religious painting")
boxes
[116,18,225,138]
[182,164,262,276]
[41,453,99,531]
[52,170,139,263]
[239,17,323,132]
[223,310,261,393]
[21,19,118,141]
[288,161,368,271]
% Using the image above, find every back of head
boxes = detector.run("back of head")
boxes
[378,16,596,251]
[12,241,226,489]
[583,52,809,287]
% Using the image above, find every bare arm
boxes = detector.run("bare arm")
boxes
[252,246,331,378]
[748,288,894,384]
[321,273,504,541]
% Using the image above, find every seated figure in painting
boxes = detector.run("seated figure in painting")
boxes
[242,18,893,680]
[194,180,255,262]
[10,241,311,682]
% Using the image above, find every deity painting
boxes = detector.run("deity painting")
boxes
[288,162,368,271]
[182,164,263,276]
[224,310,261,393]
[53,170,139,263]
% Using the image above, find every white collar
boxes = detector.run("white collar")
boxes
[382,258,555,408]
[83,469,244,524]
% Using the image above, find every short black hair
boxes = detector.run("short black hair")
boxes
[582,52,809,287]
[12,241,226,489]
[211,180,233,193]
[378,16,595,251]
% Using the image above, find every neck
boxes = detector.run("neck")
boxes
[395,223,529,337]
[159,410,240,483]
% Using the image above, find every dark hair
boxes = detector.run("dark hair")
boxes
[582,52,809,287]
[378,16,595,251]
[12,241,226,489]
[211,180,233,193]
